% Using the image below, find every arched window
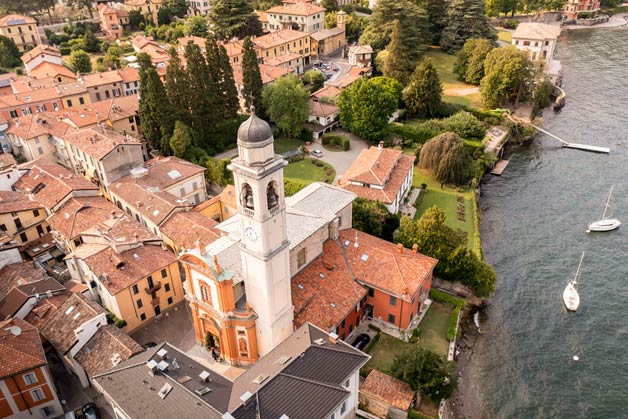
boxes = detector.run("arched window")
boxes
[267,181,278,210]
[200,284,211,303]
[241,183,253,209]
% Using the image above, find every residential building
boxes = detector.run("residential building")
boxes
[310,11,346,58]
[62,127,145,193]
[359,369,416,419]
[131,35,170,68]
[0,190,49,246]
[125,0,165,24]
[28,63,76,83]
[118,67,140,96]
[341,145,415,214]
[160,211,220,253]
[0,88,63,123]
[348,44,373,68]
[0,262,48,306]
[0,277,65,321]
[177,36,207,53]
[0,15,40,51]
[307,98,339,139]
[81,70,124,103]
[60,94,141,136]
[0,154,23,192]
[5,113,70,163]
[187,0,211,15]
[13,163,100,214]
[563,0,600,20]
[39,293,142,387]
[20,45,64,74]
[265,2,325,33]
[311,84,341,101]
[512,22,562,84]
[254,29,312,66]
[194,184,238,222]
[65,216,184,333]
[0,318,63,418]
[98,3,129,41]
[93,323,369,419]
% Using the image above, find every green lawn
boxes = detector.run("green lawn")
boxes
[283,158,335,184]
[273,136,306,154]
[365,332,413,374]
[412,169,477,252]
[497,29,513,43]
[423,47,483,109]
[415,302,452,357]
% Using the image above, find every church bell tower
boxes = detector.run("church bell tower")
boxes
[227,108,293,356]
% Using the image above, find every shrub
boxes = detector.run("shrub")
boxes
[463,139,484,156]
[447,305,462,340]
[408,410,433,419]
[388,123,440,145]
[284,179,308,196]
[442,111,487,141]
[355,6,372,14]
[421,183,427,189]
[435,101,465,117]
[429,289,465,309]
[341,136,350,151]
[503,19,519,29]
[300,127,313,142]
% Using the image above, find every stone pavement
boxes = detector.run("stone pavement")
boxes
[313,129,369,184]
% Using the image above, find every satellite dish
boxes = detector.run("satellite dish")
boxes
[9,326,21,336]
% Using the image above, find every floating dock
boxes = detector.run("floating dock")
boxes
[563,143,610,153]
[491,160,510,175]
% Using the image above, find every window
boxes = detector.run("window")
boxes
[163,282,170,292]
[9,110,18,118]
[66,99,73,107]
[41,406,54,416]
[368,287,374,297]
[147,276,154,289]
[20,232,28,242]
[137,299,143,309]
[31,388,45,401]
[96,92,101,101]
[105,91,110,98]
[52,102,59,111]
[22,107,32,116]
[37,147,43,155]
[388,314,395,324]
[33,209,40,217]
[523,40,530,46]
[545,40,549,46]
[200,284,211,302]
[167,297,173,305]
[179,187,185,196]
[132,284,139,294]
[341,318,345,328]
[79,97,85,105]
[389,295,397,306]
[140,313,146,321]
[36,225,43,236]
[161,268,168,278]
[344,379,350,388]
[0,224,6,231]
[340,401,346,415]
[23,372,37,385]
[297,248,306,267]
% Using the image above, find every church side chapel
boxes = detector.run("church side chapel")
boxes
[181,110,437,365]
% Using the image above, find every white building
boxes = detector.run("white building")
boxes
[265,2,325,33]
[512,22,562,82]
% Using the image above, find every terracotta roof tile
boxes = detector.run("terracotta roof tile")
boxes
[109,180,187,226]
[0,153,16,170]
[0,190,43,214]
[118,67,140,84]
[253,29,309,50]
[24,292,71,328]
[13,164,98,211]
[308,99,338,118]
[47,197,122,241]
[40,293,106,354]
[0,278,65,319]
[177,36,206,50]
[339,229,437,297]
[160,211,220,252]
[0,14,37,27]
[361,369,415,411]
[6,112,71,140]
[311,85,341,100]
[130,156,204,190]
[75,325,143,377]
[83,244,177,295]
[82,70,123,88]
[292,240,367,330]
[0,262,47,300]
[267,3,325,15]
[0,318,46,378]
[64,127,142,160]
[21,45,62,64]
[29,62,77,80]
[341,147,415,205]
[62,94,139,129]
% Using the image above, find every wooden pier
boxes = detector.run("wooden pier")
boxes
[491,160,510,175]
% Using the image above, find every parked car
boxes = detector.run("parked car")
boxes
[81,403,100,419]
[352,333,371,350]
[311,150,323,158]
[142,341,157,349]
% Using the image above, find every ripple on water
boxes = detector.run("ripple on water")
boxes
[474,28,628,418]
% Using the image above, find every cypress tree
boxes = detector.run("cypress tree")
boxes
[425,0,449,45]
[241,36,263,114]
[165,47,192,125]
[402,58,443,118]
[440,0,496,53]
[184,42,220,136]
[217,45,240,119]
[381,20,415,85]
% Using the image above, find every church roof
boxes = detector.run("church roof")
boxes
[237,110,273,146]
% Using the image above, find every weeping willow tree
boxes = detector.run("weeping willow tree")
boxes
[419,131,472,185]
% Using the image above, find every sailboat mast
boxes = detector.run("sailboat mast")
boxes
[602,185,614,220]
[573,251,585,285]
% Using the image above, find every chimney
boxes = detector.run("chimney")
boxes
[412,244,418,253]
[328,332,339,344]
[397,243,403,253]
[378,141,384,150]
[213,255,221,275]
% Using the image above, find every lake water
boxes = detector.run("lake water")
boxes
[470,28,628,418]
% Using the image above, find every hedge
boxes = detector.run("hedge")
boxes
[447,305,461,341]
[300,127,313,142]
[322,134,350,151]
[389,123,439,145]
[463,139,484,156]
[355,5,372,14]
[363,332,380,353]
[408,410,434,419]
[429,289,465,309]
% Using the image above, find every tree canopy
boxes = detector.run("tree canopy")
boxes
[69,50,92,74]
[302,70,325,93]
[209,0,263,40]
[0,36,21,69]
[242,36,264,113]
[480,45,534,108]
[440,0,495,53]
[425,0,450,45]
[170,121,193,158]
[337,78,397,142]
[262,74,309,138]
[184,15,209,37]
[418,131,471,185]
[454,38,495,85]
[352,198,400,242]
[403,58,443,118]
[379,20,415,84]
[166,0,189,17]
[391,346,458,401]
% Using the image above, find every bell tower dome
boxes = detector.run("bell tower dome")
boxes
[227,109,293,356]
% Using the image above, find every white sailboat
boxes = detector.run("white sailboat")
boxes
[588,185,621,232]
[563,252,584,312]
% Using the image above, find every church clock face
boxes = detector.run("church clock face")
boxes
[244,226,259,243]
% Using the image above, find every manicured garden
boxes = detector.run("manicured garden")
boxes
[283,158,335,185]
[412,169,478,253]
[273,136,305,154]
[413,302,452,357]
[423,48,483,108]
[364,332,413,375]
[497,29,513,43]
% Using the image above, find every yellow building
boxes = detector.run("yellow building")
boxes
[61,95,141,136]
[5,113,70,162]
[0,14,40,51]
[125,0,164,25]
[194,184,238,222]
[254,29,312,67]
[65,213,184,333]
[0,190,49,246]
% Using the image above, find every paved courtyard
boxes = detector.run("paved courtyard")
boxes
[312,129,369,184]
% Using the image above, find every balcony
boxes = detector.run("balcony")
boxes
[151,296,160,307]
[145,281,161,294]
